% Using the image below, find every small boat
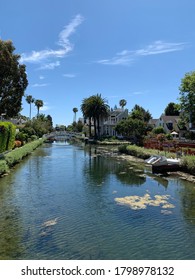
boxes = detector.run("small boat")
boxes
[145,155,159,164]
[145,155,181,174]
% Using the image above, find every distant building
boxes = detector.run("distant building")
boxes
[149,114,187,138]
[99,108,128,137]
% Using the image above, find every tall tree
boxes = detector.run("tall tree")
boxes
[119,99,127,110]
[81,97,93,137]
[91,94,109,138]
[73,107,78,123]
[25,95,35,119]
[46,114,53,131]
[81,94,109,138]
[179,71,195,126]
[164,102,180,116]
[130,104,152,122]
[0,40,28,117]
[35,99,43,116]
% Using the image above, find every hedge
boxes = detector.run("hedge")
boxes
[0,138,44,175]
[118,144,195,175]
[0,122,16,153]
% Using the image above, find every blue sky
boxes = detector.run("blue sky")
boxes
[0,0,195,126]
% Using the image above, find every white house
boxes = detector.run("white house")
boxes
[149,114,187,138]
[99,108,128,137]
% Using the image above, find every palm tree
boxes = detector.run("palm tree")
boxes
[35,99,43,116]
[81,98,93,138]
[25,95,35,119]
[81,94,109,138]
[119,99,127,110]
[73,107,78,123]
[92,94,109,138]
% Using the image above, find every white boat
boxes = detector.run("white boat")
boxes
[145,155,159,164]
[145,155,181,173]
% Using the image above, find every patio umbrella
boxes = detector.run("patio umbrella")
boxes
[171,131,178,135]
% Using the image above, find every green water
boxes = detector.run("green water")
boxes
[0,142,195,260]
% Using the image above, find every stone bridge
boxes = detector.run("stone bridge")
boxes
[45,131,82,141]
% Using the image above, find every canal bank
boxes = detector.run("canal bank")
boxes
[0,138,44,177]
[0,142,195,259]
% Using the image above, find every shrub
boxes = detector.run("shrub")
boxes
[0,160,9,175]
[118,144,128,153]
[14,140,22,148]
[118,144,176,160]
[31,135,38,141]
[0,122,16,152]
[181,156,195,175]
[152,126,166,135]
[4,139,44,167]
[15,131,28,143]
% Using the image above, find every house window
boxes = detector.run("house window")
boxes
[167,122,173,130]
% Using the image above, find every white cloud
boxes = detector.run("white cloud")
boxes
[31,83,49,87]
[97,40,187,66]
[39,75,45,80]
[40,105,50,112]
[63,73,76,78]
[20,14,84,65]
[39,61,60,70]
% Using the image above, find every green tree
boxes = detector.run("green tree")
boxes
[119,99,127,110]
[179,71,195,126]
[22,114,52,137]
[92,94,109,138]
[0,40,28,117]
[35,99,43,116]
[130,104,152,122]
[152,126,166,135]
[25,95,35,119]
[164,102,180,116]
[115,116,146,145]
[73,107,78,122]
[76,120,84,132]
[81,94,109,138]
[81,97,93,137]
[46,114,53,130]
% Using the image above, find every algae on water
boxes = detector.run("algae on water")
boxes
[115,193,175,210]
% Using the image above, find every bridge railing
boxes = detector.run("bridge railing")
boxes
[44,131,83,139]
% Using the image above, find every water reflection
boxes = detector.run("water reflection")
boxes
[0,183,24,259]
[0,143,195,259]
[83,146,146,187]
[178,180,195,225]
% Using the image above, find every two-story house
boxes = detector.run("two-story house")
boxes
[149,114,187,138]
[99,108,128,137]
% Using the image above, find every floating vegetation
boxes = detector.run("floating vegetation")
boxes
[42,218,58,228]
[39,218,58,237]
[115,194,175,210]
[161,210,173,215]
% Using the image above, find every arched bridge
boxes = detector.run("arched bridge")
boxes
[45,131,82,141]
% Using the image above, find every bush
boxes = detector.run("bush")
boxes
[0,122,16,153]
[181,156,195,175]
[126,145,152,159]
[15,131,28,143]
[152,126,166,135]
[0,160,9,175]
[118,144,129,153]
[118,144,176,160]
[4,139,44,167]
[14,140,22,148]
[31,135,38,141]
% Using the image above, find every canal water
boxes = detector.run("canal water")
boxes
[0,142,195,260]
